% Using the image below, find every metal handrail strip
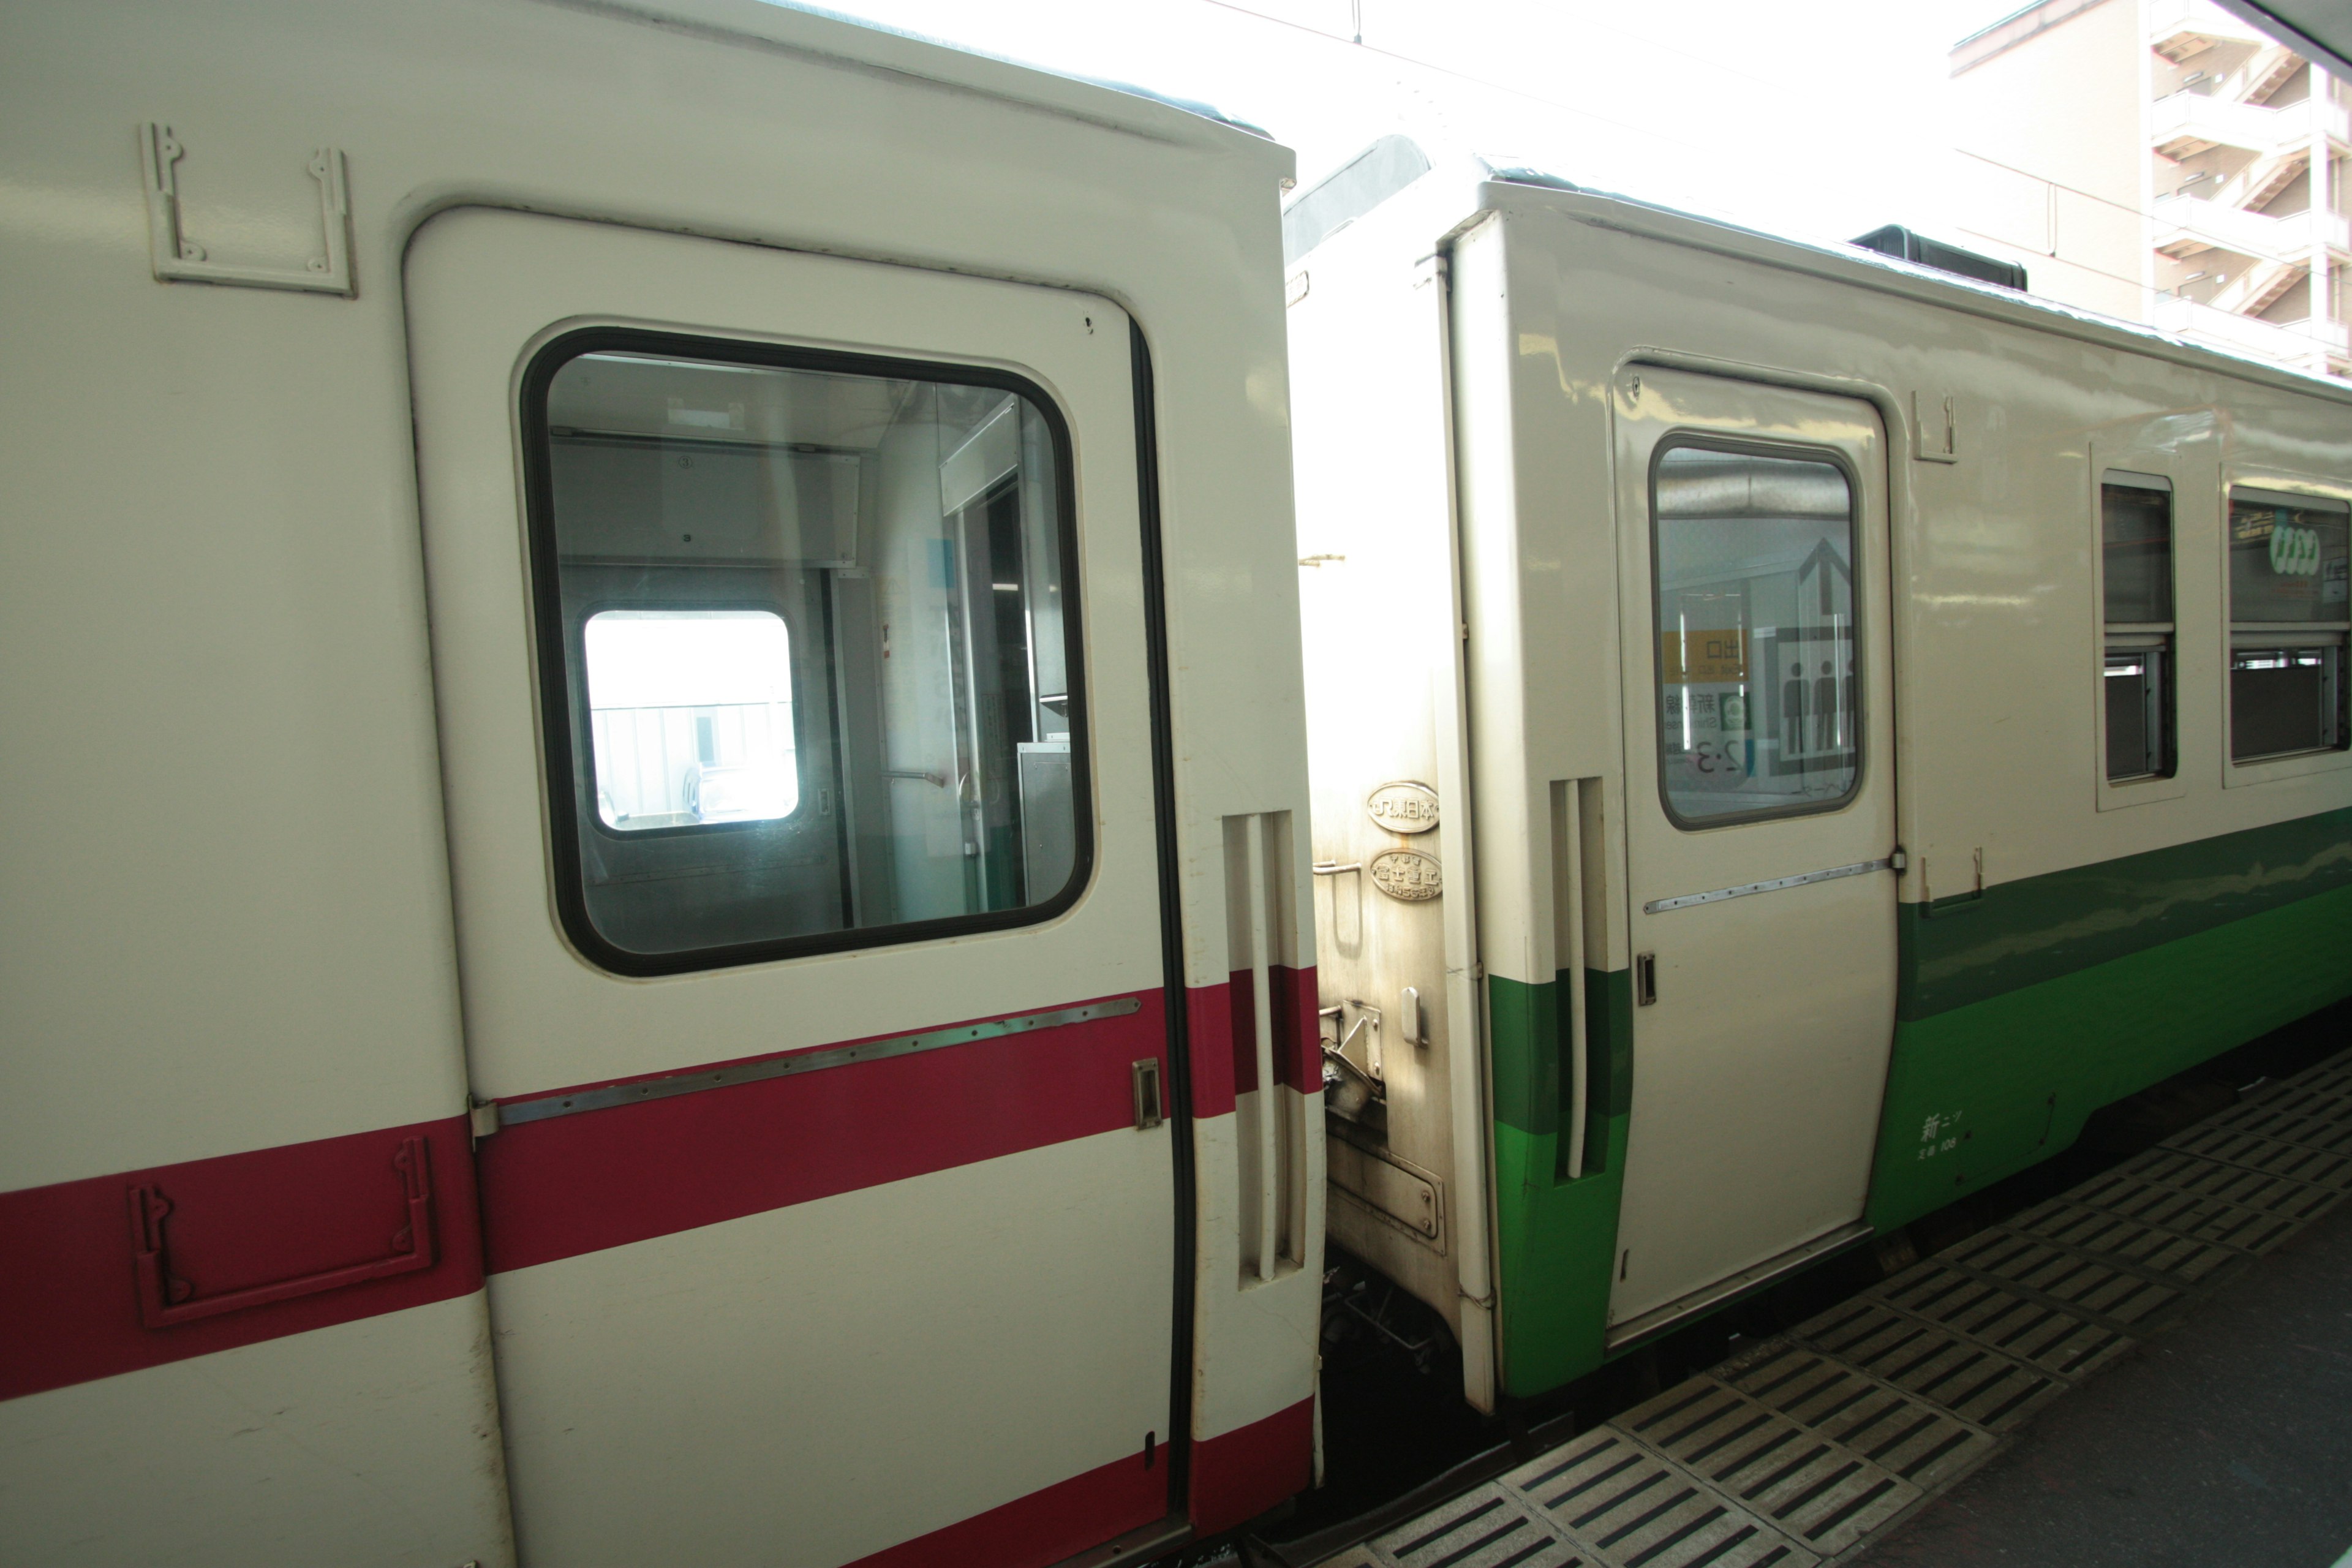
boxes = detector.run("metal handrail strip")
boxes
[498,996,1144,1126]
[1643,857,1892,914]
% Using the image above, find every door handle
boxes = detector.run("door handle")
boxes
[127,1136,438,1329]
[1131,1058,1165,1130]
[1635,952,1658,1008]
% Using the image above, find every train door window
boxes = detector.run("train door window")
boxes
[525,335,1088,974]
[1650,443,1861,826]
[2101,476,2176,782]
[2226,486,2351,763]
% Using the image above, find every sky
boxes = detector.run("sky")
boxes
[787,0,2038,251]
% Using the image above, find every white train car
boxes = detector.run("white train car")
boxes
[1287,141,2352,1410]
[0,5,1324,1564]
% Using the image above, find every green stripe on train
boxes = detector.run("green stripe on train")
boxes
[1485,807,2352,1399]
[1870,876,2352,1230]
[1489,968,1632,1397]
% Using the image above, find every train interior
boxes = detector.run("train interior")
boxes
[538,349,1082,962]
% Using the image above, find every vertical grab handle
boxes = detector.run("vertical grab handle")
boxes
[1243,818,1279,1281]
[1227,810,1299,1282]
[1551,780,1603,1180]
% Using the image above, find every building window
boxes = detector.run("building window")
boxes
[2228,486,2351,762]
[584,610,798,830]
[2101,477,2176,782]
[1651,443,1861,826]
[525,334,1088,973]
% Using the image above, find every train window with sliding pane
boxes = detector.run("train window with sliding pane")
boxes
[2101,476,2176,782]
[1651,443,1861,827]
[2227,487,2351,763]
[523,333,1088,974]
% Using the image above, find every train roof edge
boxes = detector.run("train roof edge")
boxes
[1285,134,2352,409]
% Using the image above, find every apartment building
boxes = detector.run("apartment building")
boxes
[1947,0,2351,380]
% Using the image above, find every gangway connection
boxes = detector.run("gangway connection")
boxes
[1303,1042,2352,1568]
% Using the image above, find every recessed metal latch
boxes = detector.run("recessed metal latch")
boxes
[1912,390,1958,464]
[1131,1058,1164,1130]
[140,123,354,296]
[1634,952,1659,1008]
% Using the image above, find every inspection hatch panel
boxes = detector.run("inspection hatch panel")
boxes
[2003,1202,2252,1287]
[1357,1483,1586,1568]
[1502,1428,1818,1568]
[1717,1341,1992,1492]
[1612,1377,1918,1556]
[1790,1299,2073,1431]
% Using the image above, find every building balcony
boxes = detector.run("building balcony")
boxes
[2152,90,2350,159]
[2154,293,2350,371]
[2154,194,2352,262]
[2149,0,2267,58]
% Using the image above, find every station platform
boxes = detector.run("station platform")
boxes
[1308,1044,2352,1568]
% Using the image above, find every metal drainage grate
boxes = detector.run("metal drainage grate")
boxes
[2162,1124,2352,1189]
[1791,1300,2068,1431]
[1615,1378,1917,1555]
[2206,1104,2352,1159]
[2060,1164,2328,1247]
[2003,1201,2250,1286]
[1870,1262,2137,1374]
[1929,1232,2187,1331]
[1718,1343,1993,1490]
[2095,1148,2343,1225]
[1364,1483,1586,1568]
[1502,1428,1817,1568]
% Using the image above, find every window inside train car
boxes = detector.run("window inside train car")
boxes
[1651,443,1861,826]
[524,335,1087,973]
[2227,486,2351,763]
[2101,477,2176,782]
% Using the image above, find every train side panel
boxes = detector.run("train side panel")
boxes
[1291,156,2352,1403]
[0,2,1318,1561]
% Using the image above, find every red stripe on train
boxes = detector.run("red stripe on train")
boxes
[0,1115,483,1403]
[479,989,1167,1275]
[846,1447,1166,1568]
[1192,1396,1317,1535]
[842,1396,1317,1565]
[1188,965,1321,1119]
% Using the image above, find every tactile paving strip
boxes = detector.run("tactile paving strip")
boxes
[1322,1046,2352,1568]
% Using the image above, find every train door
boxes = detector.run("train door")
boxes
[1605,368,1898,1342]
[407,210,1182,1566]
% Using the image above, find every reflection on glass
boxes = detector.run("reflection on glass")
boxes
[2232,647,2346,760]
[2228,490,2350,624]
[1652,446,1859,825]
[2227,487,2351,763]
[536,346,1082,963]
[2101,480,2175,782]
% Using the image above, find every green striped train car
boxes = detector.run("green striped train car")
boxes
[1287,139,2352,1409]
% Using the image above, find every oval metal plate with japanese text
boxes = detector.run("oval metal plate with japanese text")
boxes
[1366,780,1440,835]
[1369,849,1442,902]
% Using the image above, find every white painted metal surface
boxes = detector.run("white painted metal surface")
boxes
[2,2,1320,1561]
[1607,371,1899,1337]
